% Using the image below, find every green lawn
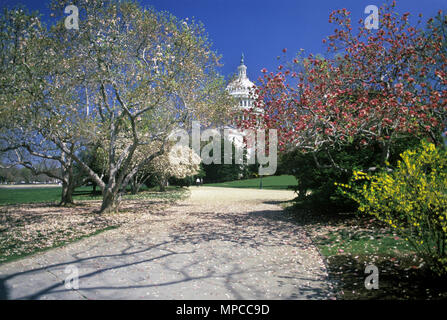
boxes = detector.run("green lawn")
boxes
[0,186,67,205]
[0,185,183,205]
[204,175,297,190]
[0,175,297,205]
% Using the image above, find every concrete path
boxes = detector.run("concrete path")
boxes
[0,187,334,300]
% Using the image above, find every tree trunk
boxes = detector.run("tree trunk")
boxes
[380,139,391,165]
[100,183,121,213]
[159,176,167,192]
[59,153,75,206]
[60,180,75,205]
[100,190,116,213]
[130,176,140,195]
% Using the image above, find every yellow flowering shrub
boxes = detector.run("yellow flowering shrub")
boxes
[337,140,447,274]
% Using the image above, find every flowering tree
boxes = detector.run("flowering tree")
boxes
[0,7,83,204]
[81,140,201,194]
[245,1,446,171]
[1,0,232,212]
[149,145,201,191]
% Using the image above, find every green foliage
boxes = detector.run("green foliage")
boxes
[280,143,378,211]
[338,141,447,274]
[203,162,241,183]
[201,136,244,183]
[76,145,109,185]
[280,136,422,211]
[168,175,193,187]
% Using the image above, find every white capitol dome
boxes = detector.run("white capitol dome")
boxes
[219,54,261,159]
[226,53,256,111]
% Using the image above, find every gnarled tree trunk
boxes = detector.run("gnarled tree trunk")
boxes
[100,187,120,213]
[60,179,75,205]
[59,150,76,206]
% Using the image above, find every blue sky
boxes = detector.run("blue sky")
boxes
[2,0,447,83]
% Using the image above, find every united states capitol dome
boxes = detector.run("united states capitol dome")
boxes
[226,53,255,101]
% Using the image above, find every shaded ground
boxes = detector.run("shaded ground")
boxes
[286,207,447,300]
[0,189,187,263]
[0,187,334,300]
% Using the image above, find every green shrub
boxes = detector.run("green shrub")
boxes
[201,137,245,183]
[280,143,382,211]
[279,137,421,211]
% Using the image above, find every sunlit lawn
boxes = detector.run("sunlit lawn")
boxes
[0,186,66,205]
[204,175,297,190]
[0,185,183,205]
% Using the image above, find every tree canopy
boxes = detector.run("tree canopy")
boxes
[0,0,233,212]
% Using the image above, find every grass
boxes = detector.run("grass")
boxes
[204,174,297,190]
[0,186,66,205]
[0,174,296,206]
[315,228,413,257]
[285,205,447,299]
[0,185,184,206]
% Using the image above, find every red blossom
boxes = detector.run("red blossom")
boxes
[242,2,446,155]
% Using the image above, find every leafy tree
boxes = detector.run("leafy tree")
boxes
[242,1,446,209]
[245,1,446,172]
[2,0,232,212]
[201,135,244,183]
[148,145,201,191]
[0,7,79,204]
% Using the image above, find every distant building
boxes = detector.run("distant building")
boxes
[226,53,256,122]
[200,55,261,180]
[222,54,261,164]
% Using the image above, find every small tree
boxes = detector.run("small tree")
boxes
[150,145,201,191]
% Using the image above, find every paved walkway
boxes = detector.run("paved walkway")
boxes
[0,187,334,300]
